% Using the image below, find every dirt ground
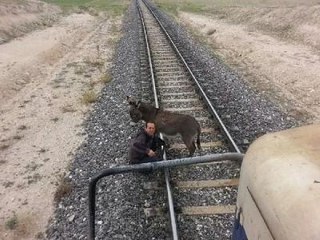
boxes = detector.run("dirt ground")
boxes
[0,1,121,239]
[178,4,320,124]
[0,0,319,239]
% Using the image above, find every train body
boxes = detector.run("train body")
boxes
[232,124,320,240]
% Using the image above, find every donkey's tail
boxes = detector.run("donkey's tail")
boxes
[196,126,201,150]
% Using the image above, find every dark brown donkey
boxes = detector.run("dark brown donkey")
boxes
[127,96,201,156]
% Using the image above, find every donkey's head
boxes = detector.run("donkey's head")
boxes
[127,96,142,122]
[127,96,159,123]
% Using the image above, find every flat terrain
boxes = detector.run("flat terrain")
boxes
[0,0,319,239]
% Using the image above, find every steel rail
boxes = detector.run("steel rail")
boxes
[87,1,245,239]
[137,1,179,239]
[88,153,244,240]
[141,0,241,154]
[138,0,243,238]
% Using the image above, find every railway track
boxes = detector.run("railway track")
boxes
[137,0,242,239]
[88,1,244,239]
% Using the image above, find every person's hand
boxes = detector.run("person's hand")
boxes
[147,149,156,157]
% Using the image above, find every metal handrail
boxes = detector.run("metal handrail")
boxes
[88,153,244,239]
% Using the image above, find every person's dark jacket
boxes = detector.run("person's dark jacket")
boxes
[128,128,164,164]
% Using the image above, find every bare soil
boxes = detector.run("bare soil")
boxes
[178,4,320,124]
[0,1,121,239]
[0,0,319,239]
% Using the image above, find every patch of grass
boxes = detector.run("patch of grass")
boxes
[154,1,179,15]
[154,0,205,15]
[100,73,112,84]
[154,0,320,16]
[43,0,130,16]
[81,90,98,105]
[25,161,43,172]
[82,90,97,104]
[181,2,205,13]
[54,177,73,203]
[5,214,18,230]
[27,173,42,184]
[152,0,254,14]
[4,213,34,237]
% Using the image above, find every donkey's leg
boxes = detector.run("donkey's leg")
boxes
[196,129,201,150]
[182,134,196,156]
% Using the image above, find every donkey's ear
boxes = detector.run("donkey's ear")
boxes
[137,101,141,108]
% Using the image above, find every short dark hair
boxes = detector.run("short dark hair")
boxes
[145,121,156,128]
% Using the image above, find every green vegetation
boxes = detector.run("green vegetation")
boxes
[54,177,73,203]
[43,0,130,16]
[153,0,257,15]
[153,0,318,15]
[153,0,205,15]
[5,214,18,230]
[82,90,97,104]
[99,73,112,84]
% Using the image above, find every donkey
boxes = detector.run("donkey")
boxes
[127,96,201,156]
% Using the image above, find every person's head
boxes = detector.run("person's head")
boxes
[145,121,156,136]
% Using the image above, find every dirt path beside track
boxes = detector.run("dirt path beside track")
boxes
[179,8,320,124]
[0,2,121,238]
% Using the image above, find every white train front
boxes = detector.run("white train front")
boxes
[232,124,320,240]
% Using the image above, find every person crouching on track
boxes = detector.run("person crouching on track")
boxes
[129,121,165,164]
